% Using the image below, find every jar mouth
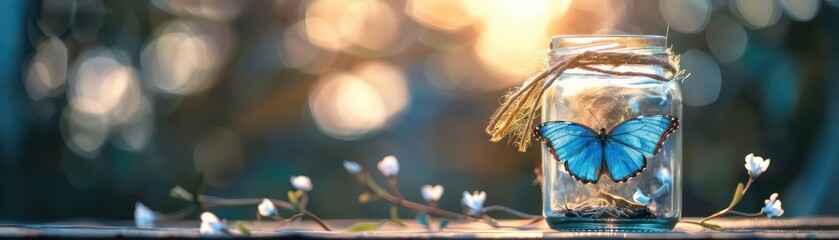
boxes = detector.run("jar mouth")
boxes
[550,35,666,52]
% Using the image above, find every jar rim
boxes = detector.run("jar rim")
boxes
[550,35,666,51]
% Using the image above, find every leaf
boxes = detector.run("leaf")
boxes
[169,185,192,200]
[699,222,722,230]
[389,206,405,226]
[726,183,745,209]
[415,214,428,226]
[348,222,379,232]
[191,173,205,210]
[438,219,449,230]
[358,192,379,203]
[287,191,299,205]
[235,222,251,236]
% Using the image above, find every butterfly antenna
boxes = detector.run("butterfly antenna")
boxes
[587,109,605,129]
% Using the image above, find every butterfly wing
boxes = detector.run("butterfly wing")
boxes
[534,122,603,183]
[604,115,679,182]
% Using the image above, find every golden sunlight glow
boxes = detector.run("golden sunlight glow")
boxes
[405,0,477,31]
[469,0,571,87]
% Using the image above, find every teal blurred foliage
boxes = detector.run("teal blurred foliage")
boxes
[1,0,839,221]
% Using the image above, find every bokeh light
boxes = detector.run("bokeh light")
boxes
[780,0,820,21]
[24,36,67,101]
[151,0,242,22]
[309,61,408,140]
[303,0,416,57]
[141,20,231,96]
[705,15,748,63]
[68,48,145,124]
[733,0,782,29]
[277,20,338,74]
[405,0,477,32]
[680,49,721,107]
[60,98,109,158]
[660,0,712,34]
[62,47,153,156]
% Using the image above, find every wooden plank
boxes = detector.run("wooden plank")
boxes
[0,218,838,238]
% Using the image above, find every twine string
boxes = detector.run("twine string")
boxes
[486,50,683,152]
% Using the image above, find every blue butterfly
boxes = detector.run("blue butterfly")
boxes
[534,115,679,184]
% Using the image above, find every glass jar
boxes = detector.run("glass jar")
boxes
[540,35,682,232]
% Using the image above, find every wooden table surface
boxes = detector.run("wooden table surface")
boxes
[2,217,839,238]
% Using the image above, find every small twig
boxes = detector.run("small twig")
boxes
[299,193,308,211]
[387,177,405,200]
[269,213,304,230]
[363,174,464,220]
[182,195,333,231]
[482,205,543,220]
[477,214,541,229]
[680,220,722,230]
[157,206,198,221]
[742,178,754,193]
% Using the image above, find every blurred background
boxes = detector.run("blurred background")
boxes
[1,0,838,222]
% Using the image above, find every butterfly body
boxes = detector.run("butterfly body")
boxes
[534,115,679,184]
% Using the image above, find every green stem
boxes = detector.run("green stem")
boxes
[699,179,752,223]
[728,210,764,217]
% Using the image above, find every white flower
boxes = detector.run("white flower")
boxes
[762,193,784,218]
[134,202,157,229]
[343,160,362,174]
[655,167,672,186]
[290,175,313,191]
[421,185,444,202]
[632,189,651,205]
[258,198,277,217]
[377,155,400,177]
[462,191,486,215]
[199,212,227,234]
[744,153,771,178]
